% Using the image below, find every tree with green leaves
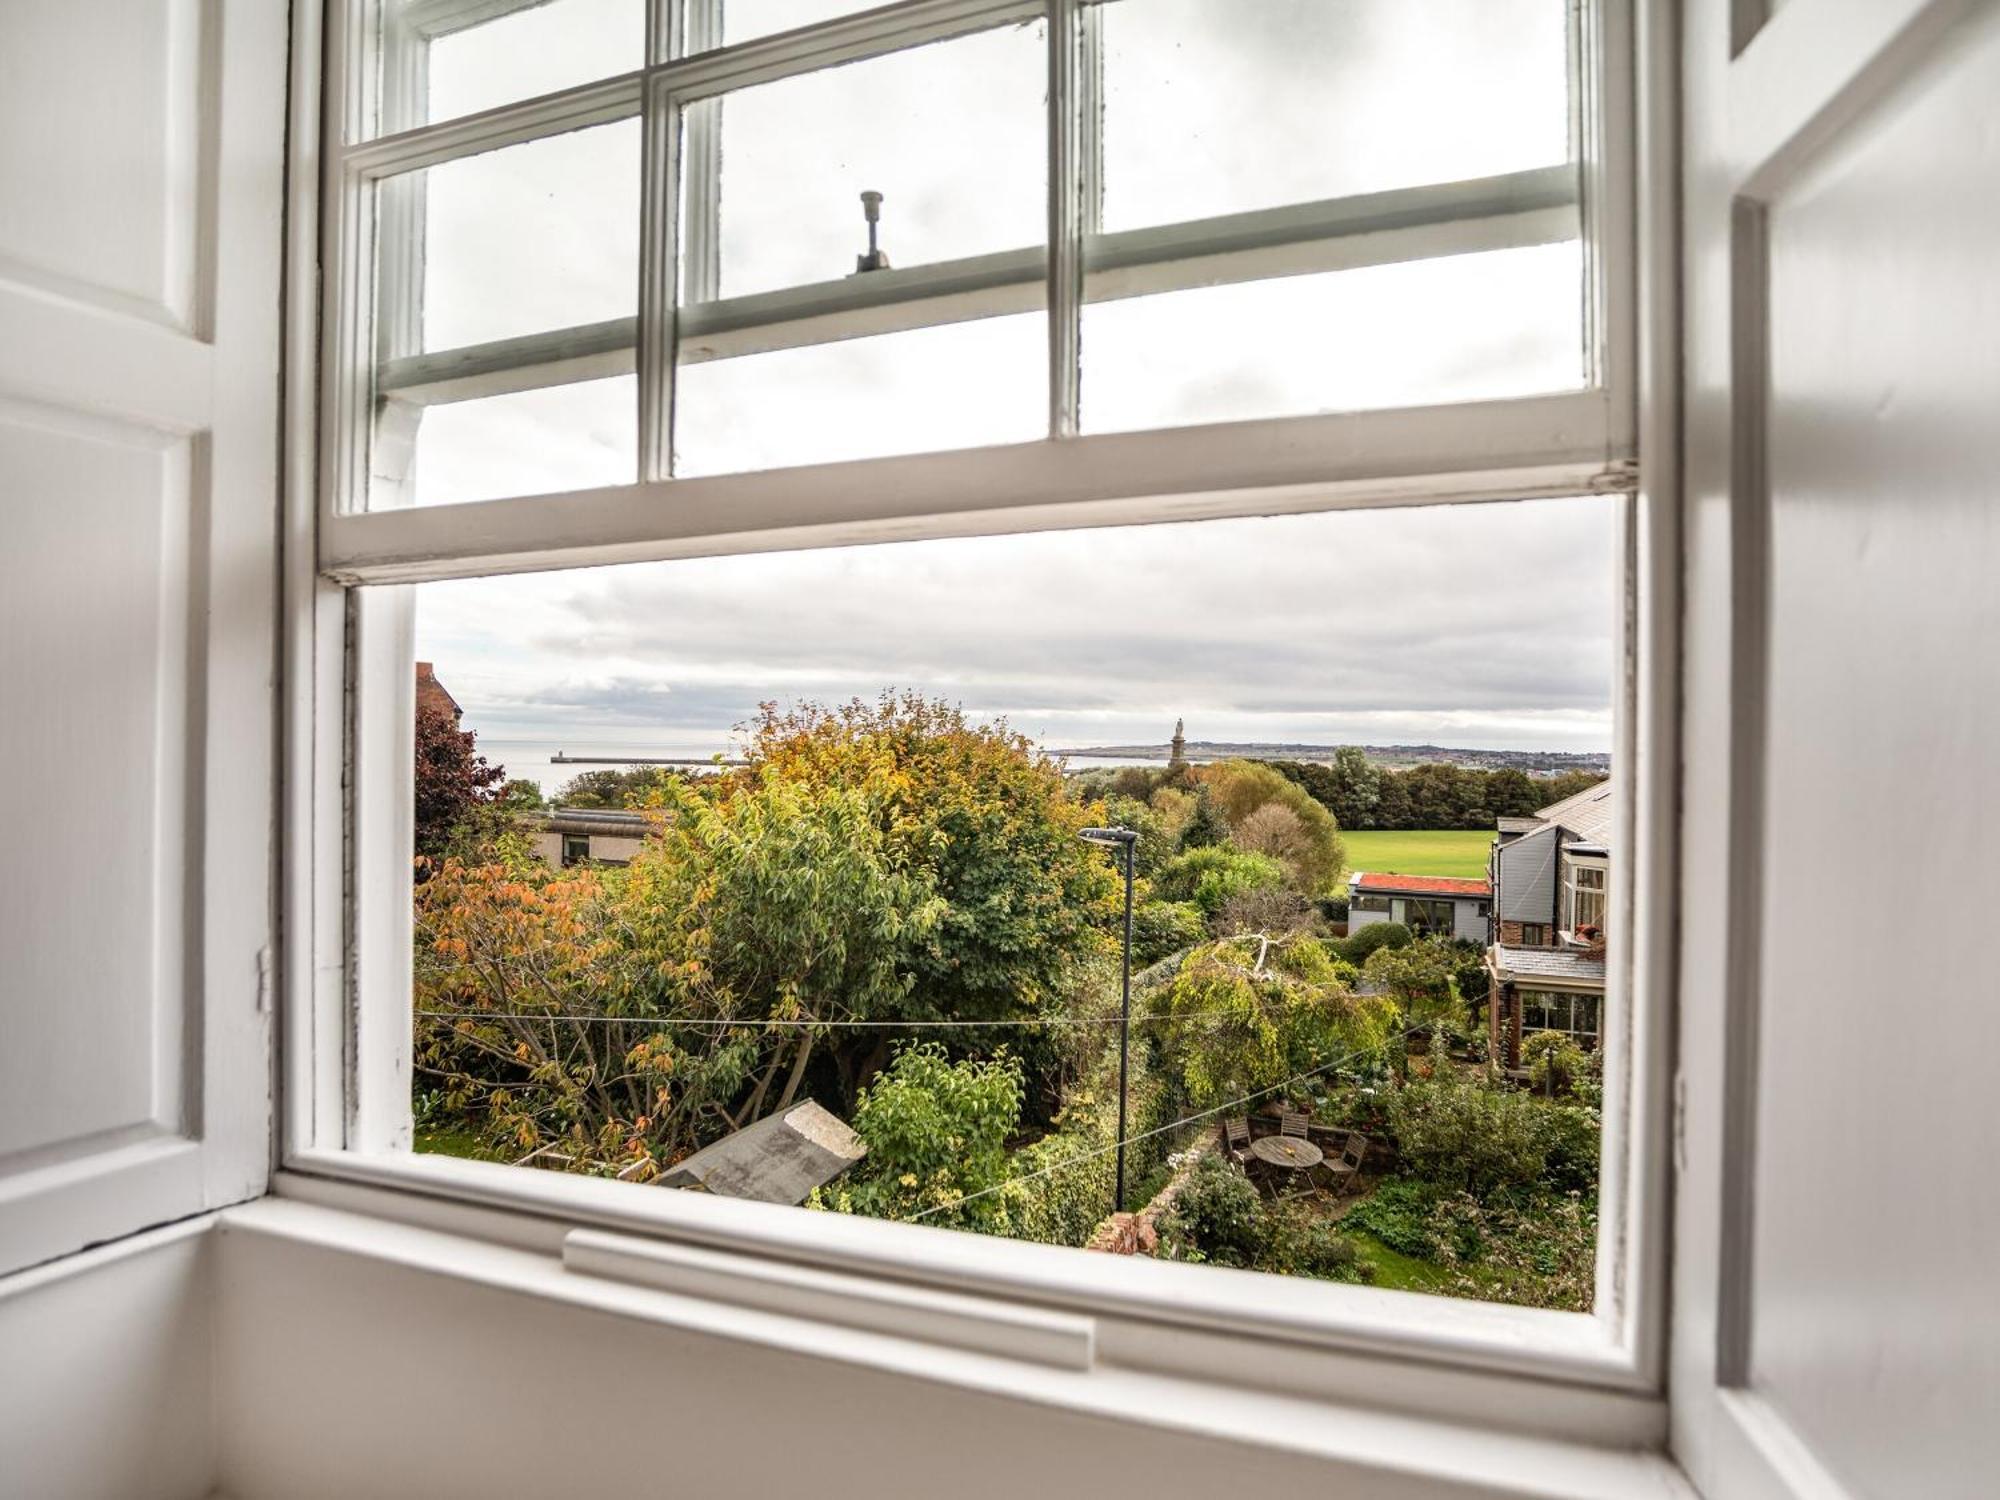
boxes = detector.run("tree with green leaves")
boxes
[1149,936,1392,1110]
[747,694,1120,1032]
[1363,935,1465,1041]
[832,1042,1025,1230]
[1196,760,1346,893]
[1155,845,1288,920]
[554,764,688,808]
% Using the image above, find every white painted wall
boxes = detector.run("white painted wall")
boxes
[209,1201,1686,1500]
[0,1221,216,1500]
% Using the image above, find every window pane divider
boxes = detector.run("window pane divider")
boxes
[342,70,647,178]
[638,71,678,481]
[1047,0,1083,436]
[320,390,1630,584]
[377,166,1582,407]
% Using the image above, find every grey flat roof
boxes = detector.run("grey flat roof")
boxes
[656,1099,865,1205]
[1493,945,1607,987]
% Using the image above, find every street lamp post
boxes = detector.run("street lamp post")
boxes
[1079,825,1139,1214]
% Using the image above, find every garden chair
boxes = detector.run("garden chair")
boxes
[1278,1106,1310,1140]
[1318,1132,1369,1197]
[1222,1115,1253,1168]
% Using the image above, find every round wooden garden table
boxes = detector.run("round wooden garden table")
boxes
[1248,1135,1323,1175]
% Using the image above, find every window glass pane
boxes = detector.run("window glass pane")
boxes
[368,121,639,509]
[394,377,638,509]
[720,0,890,47]
[674,315,1044,475]
[380,0,644,136]
[1080,243,1583,433]
[675,23,1048,472]
[690,24,1046,303]
[400,497,1617,1311]
[1095,0,1572,230]
[379,120,640,356]
[1083,0,1583,434]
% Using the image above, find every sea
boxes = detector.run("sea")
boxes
[478,738,1162,799]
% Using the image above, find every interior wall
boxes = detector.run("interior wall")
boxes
[209,1205,1680,1500]
[0,1221,216,1500]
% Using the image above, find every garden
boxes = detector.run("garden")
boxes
[409,692,1602,1311]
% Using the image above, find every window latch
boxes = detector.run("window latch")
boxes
[854,189,891,273]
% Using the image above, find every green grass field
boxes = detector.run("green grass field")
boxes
[1341,829,1496,881]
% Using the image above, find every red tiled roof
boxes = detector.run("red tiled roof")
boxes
[1352,871,1490,898]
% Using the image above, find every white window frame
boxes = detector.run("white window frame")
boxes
[281,0,1682,1448]
[1566,855,1610,935]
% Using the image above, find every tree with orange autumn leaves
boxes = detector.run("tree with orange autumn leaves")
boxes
[415,694,1120,1175]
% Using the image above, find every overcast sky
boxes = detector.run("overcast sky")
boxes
[416,496,1617,762]
[403,2,1604,768]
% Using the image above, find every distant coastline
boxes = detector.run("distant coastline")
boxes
[1045,741,1611,775]
[485,736,1609,796]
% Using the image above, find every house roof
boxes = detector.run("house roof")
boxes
[415,661,461,721]
[1351,871,1490,898]
[656,1099,866,1205]
[1534,778,1615,846]
[538,807,657,837]
[1492,944,1607,988]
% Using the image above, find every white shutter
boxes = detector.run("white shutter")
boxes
[0,0,287,1274]
[1675,1,2000,1495]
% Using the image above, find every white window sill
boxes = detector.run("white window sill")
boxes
[277,1148,1664,1452]
[224,1192,1686,1499]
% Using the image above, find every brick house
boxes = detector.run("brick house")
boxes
[415,660,462,721]
[1486,779,1612,1071]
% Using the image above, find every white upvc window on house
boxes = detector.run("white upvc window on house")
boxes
[288,0,1674,1442]
[1565,858,1608,936]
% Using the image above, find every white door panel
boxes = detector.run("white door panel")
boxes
[0,0,285,1274]
[0,0,204,324]
[1677,1,2000,1496]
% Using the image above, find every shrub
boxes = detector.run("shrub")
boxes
[841,1043,1024,1230]
[1521,1031,1590,1097]
[1257,1205,1370,1282]
[1338,921,1411,964]
[1453,959,1491,1010]
[1162,1154,1263,1265]
[1160,1156,1370,1283]
[1131,899,1209,965]
[1155,846,1288,918]
[1387,1062,1551,1196]
[1534,1101,1601,1194]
